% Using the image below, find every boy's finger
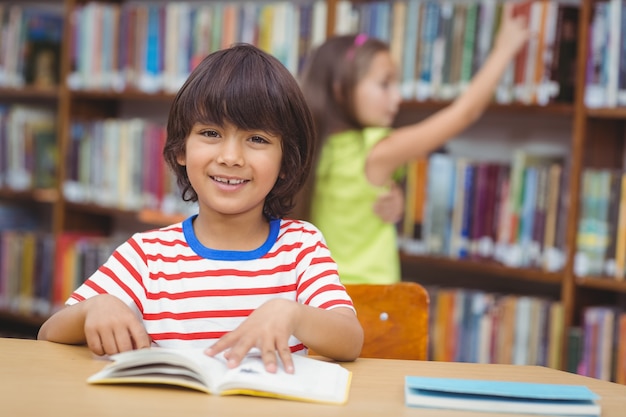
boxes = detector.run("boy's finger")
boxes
[113,328,135,352]
[276,344,294,374]
[101,330,120,355]
[128,322,151,350]
[204,335,231,356]
[86,331,105,356]
[261,347,278,374]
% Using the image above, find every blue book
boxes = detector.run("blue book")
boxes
[405,376,600,416]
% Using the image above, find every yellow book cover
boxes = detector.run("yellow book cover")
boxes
[88,347,351,405]
[18,232,36,314]
[257,5,274,54]
[542,163,562,266]
[614,173,626,280]
[432,289,452,362]
[547,302,564,370]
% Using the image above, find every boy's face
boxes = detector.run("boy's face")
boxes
[353,51,401,128]
[178,121,282,219]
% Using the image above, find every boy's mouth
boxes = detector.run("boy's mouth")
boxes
[211,176,248,185]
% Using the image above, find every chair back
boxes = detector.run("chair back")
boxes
[344,282,429,360]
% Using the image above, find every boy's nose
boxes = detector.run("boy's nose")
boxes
[217,140,244,166]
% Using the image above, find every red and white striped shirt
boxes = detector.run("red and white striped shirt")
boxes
[68,217,354,353]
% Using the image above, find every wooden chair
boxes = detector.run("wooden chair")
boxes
[344,282,429,360]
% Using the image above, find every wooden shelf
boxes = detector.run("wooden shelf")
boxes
[400,100,575,116]
[0,86,60,100]
[64,201,138,216]
[400,252,562,285]
[576,277,626,294]
[70,89,176,102]
[137,209,187,226]
[586,107,626,120]
[0,188,58,204]
[0,310,47,327]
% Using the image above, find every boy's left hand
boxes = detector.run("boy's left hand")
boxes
[204,298,297,374]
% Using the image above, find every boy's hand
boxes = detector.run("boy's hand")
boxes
[83,294,151,356]
[205,298,298,374]
[373,182,405,224]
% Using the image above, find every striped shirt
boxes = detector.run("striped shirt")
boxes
[68,216,354,353]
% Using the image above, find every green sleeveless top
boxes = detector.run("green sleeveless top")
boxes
[311,128,403,284]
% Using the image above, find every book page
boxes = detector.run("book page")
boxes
[87,348,229,393]
[217,353,351,404]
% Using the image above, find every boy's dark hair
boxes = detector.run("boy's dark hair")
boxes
[164,43,316,219]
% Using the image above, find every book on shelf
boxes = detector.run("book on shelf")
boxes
[579,306,622,382]
[616,312,626,384]
[87,347,351,405]
[551,3,579,103]
[404,376,601,416]
[575,169,612,277]
[21,7,63,88]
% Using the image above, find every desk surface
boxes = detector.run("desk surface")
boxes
[2,337,625,417]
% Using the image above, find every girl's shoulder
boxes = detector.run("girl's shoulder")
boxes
[362,127,393,145]
[327,128,392,153]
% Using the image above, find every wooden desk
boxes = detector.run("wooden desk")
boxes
[2,337,625,416]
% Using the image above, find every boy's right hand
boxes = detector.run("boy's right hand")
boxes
[83,294,151,356]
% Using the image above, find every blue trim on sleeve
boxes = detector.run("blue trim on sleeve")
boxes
[182,215,280,260]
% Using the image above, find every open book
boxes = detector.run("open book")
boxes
[404,376,601,416]
[87,347,351,405]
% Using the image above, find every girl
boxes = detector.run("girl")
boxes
[297,7,530,284]
[38,44,364,374]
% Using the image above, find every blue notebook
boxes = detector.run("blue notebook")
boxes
[404,376,601,416]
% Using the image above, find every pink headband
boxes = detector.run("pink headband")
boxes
[354,33,368,47]
[346,34,368,61]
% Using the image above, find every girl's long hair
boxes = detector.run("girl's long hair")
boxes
[295,35,389,220]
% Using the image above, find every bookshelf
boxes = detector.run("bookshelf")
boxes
[0,0,624,382]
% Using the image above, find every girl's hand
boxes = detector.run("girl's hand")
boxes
[373,182,405,224]
[493,3,532,57]
[83,294,151,356]
[205,299,298,374]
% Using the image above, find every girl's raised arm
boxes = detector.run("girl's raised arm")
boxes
[366,4,530,186]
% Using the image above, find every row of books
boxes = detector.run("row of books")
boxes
[0,225,120,317]
[334,0,579,104]
[67,1,328,93]
[575,168,626,279]
[0,104,58,190]
[426,286,564,368]
[0,4,64,89]
[584,0,626,108]
[575,305,626,383]
[401,150,567,272]
[66,118,196,217]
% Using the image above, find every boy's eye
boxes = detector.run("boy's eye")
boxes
[200,129,219,138]
[250,135,269,144]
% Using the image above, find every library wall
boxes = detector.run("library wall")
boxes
[0,0,625,384]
